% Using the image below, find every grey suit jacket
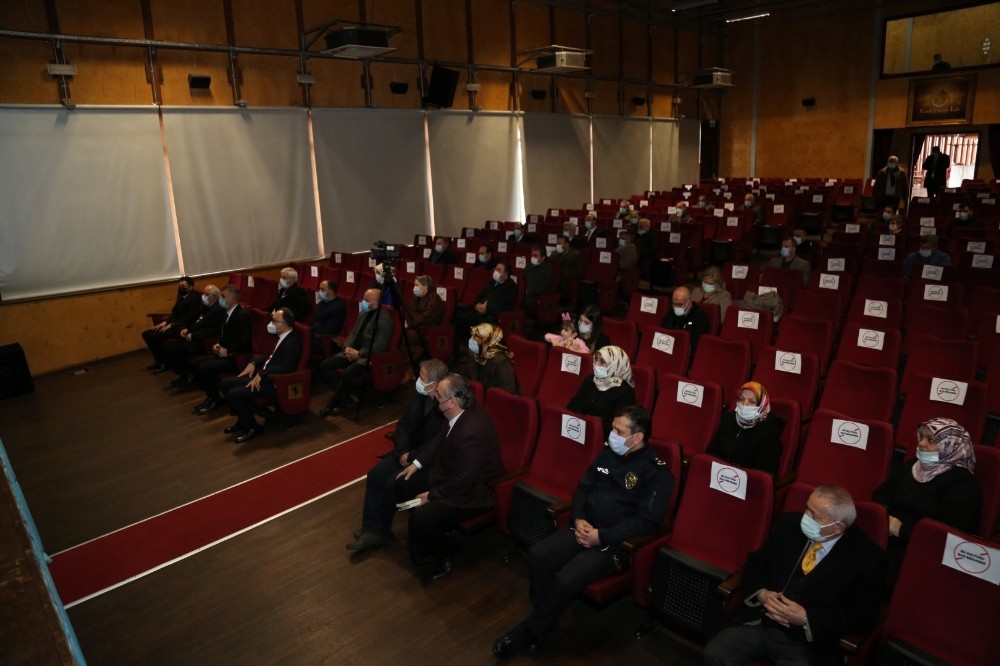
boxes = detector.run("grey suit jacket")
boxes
[344,306,395,364]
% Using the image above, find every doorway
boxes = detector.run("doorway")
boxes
[910,132,980,197]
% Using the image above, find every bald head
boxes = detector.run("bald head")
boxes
[363,288,381,309]
[672,286,692,315]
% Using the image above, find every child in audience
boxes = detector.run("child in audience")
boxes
[544,314,590,353]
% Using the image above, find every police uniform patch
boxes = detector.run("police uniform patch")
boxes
[624,472,638,490]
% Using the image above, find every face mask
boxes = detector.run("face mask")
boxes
[735,404,758,422]
[620,207,628,213]
[800,513,837,542]
[919,249,932,258]
[360,300,371,313]
[279,278,290,289]
[415,378,429,395]
[219,297,229,310]
[531,256,541,266]
[468,338,480,354]
[375,274,385,285]
[412,286,425,297]
[478,253,488,263]
[435,243,445,253]
[959,213,969,221]
[673,305,687,317]
[916,449,940,465]
[619,239,627,247]
[578,322,593,335]
[780,247,791,258]
[593,364,609,379]
[702,282,716,294]
[202,294,212,307]
[608,431,635,456]
[744,201,753,209]
[883,212,892,221]
[888,163,898,170]
[585,220,594,229]
[555,245,565,254]
[563,230,572,238]
[492,270,502,282]
[178,286,188,295]
[318,291,330,302]
[638,229,648,236]
[266,322,278,335]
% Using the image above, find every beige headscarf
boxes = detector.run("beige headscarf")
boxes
[593,345,634,391]
[470,323,513,365]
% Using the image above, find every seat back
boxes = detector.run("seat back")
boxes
[846,296,904,331]
[818,360,897,422]
[973,310,1000,373]
[504,335,547,397]
[792,289,844,337]
[637,326,692,378]
[902,304,969,355]
[855,274,904,302]
[626,292,670,329]
[760,266,803,311]
[485,387,539,471]
[781,482,888,550]
[795,409,893,500]
[632,365,655,412]
[895,375,989,457]
[836,323,902,371]
[972,446,1000,539]
[752,346,820,421]
[880,520,1000,666]
[774,314,834,374]
[527,405,605,495]
[769,398,801,478]
[900,334,978,397]
[722,261,759,300]
[535,347,592,408]
[650,374,724,458]
[689,335,751,407]
[719,308,774,366]
[602,317,639,358]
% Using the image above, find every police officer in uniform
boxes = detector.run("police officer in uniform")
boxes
[492,405,674,658]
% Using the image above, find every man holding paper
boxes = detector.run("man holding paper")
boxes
[703,486,885,666]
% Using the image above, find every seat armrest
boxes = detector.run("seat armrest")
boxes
[545,499,573,520]
[621,524,671,554]
[486,466,530,487]
[775,471,796,490]
[717,572,742,600]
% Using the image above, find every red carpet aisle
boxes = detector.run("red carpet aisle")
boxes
[50,423,395,607]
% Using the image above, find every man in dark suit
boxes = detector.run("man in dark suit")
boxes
[921,145,950,198]
[163,284,224,380]
[703,486,885,666]
[220,307,303,443]
[562,222,588,250]
[142,276,202,373]
[454,261,518,330]
[191,284,253,413]
[660,286,710,356]
[507,223,535,245]
[346,359,450,553]
[524,245,555,310]
[394,374,505,582]
[318,288,395,416]
[581,213,603,244]
[427,237,455,265]
[311,279,347,339]
[550,235,583,298]
[269,267,312,322]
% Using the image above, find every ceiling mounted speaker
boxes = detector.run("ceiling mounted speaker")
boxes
[188,74,212,89]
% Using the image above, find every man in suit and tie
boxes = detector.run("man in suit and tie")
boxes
[318,288,395,416]
[219,307,303,443]
[453,261,518,331]
[269,267,312,322]
[163,284,224,381]
[142,276,202,373]
[191,284,253,414]
[394,374,505,582]
[703,486,885,666]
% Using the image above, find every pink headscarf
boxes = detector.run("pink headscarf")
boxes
[912,417,976,483]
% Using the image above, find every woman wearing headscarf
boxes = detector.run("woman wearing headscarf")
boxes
[690,265,734,323]
[566,345,636,437]
[706,381,785,475]
[452,323,519,395]
[404,275,444,362]
[874,418,981,543]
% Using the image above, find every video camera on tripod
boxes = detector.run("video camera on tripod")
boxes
[369,240,401,265]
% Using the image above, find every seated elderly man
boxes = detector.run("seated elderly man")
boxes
[269,267,312,322]
[703,486,885,666]
[318,288,395,417]
[163,284,224,379]
[191,284,253,412]
[660,285,710,355]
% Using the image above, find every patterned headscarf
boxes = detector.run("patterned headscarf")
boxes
[734,381,771,429]
[470,323,513,365]
[912,417,976,483]
[593,345,634,391]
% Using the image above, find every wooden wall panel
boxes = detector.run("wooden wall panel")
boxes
[591,79,620,116]
[719,31,753,178]
[622,19,649,81]
[0,0,48,31]
[300,0,359,36]
[517,73,551,113]
[469,1,511,68]
[157,50,233,106]
[421,0,467,64]
[0,39,60,104]
[589,14,620,79]
[55,0,144,38]
[60,44,151,105]
[649,89,674,119]
[555,77,587,115]
[306,57,365,107]
[650,26,677,84]
[475,70,513,111]
[239,54,302,106]
[514,2,549,61]
[553,7,586,50]
[231,0,297,49]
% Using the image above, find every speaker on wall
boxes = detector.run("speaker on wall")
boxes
[801,97,816,108]
[423,66,459,108]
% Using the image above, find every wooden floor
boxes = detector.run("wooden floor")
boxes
[1,351,704,665]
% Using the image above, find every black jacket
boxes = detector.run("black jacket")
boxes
[660,302,711,354]
[270,284,312,322]
[567,379,636,438]
[219,305,253,354]
[707,412,785,476]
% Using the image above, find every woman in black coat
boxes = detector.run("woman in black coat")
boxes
[706,381,784,475]
[566,345,635,438]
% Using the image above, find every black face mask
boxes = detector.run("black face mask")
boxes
[178,286,188,294]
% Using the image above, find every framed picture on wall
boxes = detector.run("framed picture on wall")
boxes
[907,75,976,126]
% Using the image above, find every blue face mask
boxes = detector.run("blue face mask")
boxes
[800,513,837,542]
[780,247,791,259]
[468,339,480,354]
[318,291,329,302]
[219,297,229,309]
[608,431,635,456]
[916,450,940,465]
[360,300,371,313]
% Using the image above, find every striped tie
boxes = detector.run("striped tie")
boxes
[801,541,822,574]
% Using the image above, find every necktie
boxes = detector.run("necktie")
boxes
[801,541,822,574]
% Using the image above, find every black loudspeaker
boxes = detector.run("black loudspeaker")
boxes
[423,66,459,108]
[188,74,212,89]
[801,97,816,108]
[0,343,34,400]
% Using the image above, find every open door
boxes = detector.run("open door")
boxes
[910,132,980,196]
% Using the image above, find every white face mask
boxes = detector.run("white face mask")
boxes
[919,249,932,258]
[435,243,445,253]
[530,256,541,266]
[618,239,626,247]
[883,212,893,221]
[492,270,502,282]
[672,305,687,317]
[478,253,488,263]
[585,220,594,229]
[555,245,565,254]
[413,285,425,297]
[702,282,716,294]
[578,322,592,335]
[266,322,279,335]
[793,236,803,246]
[780,246,792,258]
[468,338,480,354]
[279,278,290,289]
[593,364,609,379]
[415,377,432,395]
[735,403,758,423]
[916,449,940,465]
[202,294,212,307]
[608,431,635,456]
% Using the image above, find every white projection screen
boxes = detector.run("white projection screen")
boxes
[522,113,591,214]
[593,116,652,201]
[652,118,701,191]
[0,107,175,301]
[162,108,319,276]
[313,109,430,252]
[427,112,522,237]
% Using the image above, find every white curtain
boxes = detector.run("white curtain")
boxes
[593,116,652,201]
[652,118,701,191]
[313,109,430,252]
[162,108,318,276]
[427,112,522,237]
[0,107,174,301]
[522,113,591,214]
